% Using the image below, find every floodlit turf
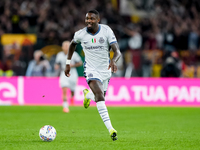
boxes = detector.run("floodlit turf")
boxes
[0,106,200,150]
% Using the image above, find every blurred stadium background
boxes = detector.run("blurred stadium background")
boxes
[0,0,200,78]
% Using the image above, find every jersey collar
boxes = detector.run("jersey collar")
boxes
[86,25,101,36]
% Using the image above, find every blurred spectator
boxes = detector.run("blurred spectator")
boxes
[0,55,14,76]
[124,24,142,77]
[126,24,142,50]
[142,50,153,77]
[161,51,182,77]
[12,45,33,76]
[188,24,199,51]
[25,50,51,76]
[161,56,181,77]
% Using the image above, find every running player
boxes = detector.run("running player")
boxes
[65,10,121,140]
[55,41,82,113]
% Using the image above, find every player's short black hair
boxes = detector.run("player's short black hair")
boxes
[88,9,99,16]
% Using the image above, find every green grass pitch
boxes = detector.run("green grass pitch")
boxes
[0,106,200,150]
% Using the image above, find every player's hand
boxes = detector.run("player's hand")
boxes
[65,65,71,77]
[108,60,118,73]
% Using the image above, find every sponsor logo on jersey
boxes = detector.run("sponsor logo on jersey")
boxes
[83,42,88,44]
[99,37,105,44]
[92,38,96,43]
[84,46,104,50]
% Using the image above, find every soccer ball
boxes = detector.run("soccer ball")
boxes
[39,125,56,141]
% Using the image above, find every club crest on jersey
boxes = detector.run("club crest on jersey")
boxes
[99,37,105,44]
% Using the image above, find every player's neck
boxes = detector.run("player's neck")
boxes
[88,25,99,34]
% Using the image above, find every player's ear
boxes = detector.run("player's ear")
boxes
[97,17,100,23]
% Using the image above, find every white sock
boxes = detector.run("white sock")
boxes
[96,101,113,132]
[63,101,69,108]
[86,90,95,102]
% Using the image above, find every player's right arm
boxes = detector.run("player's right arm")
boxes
[65,40,77,77]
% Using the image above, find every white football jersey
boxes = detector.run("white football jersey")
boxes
[73,24,117,75]
[55,51,81,72]
[55,51,82,89]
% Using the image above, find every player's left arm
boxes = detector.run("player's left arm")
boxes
[108,42,121,73]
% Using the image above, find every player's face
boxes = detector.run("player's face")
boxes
[85,13,100,31]
[62,42,69,55]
